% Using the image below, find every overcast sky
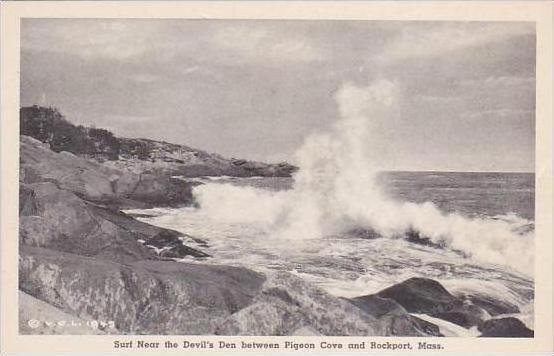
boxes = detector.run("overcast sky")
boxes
[20,19,535,172]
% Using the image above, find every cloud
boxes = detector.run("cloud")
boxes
[181,66,200,75]
[22,19,164,60]
[460,108,534,121]
[22,19,324,68]
[377,22,534,63]
[211,25,322,64]
[459,76,534,90]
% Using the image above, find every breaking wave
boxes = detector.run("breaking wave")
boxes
[192,80,534,276]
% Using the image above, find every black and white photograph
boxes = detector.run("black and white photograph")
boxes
[13,16,540,340]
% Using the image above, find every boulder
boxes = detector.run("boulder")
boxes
[348,295,442,336]
[374,278,488,328]
[19,182,206,262]
[377,278,461,314]
[20,245,265,334]
[216,272,385,336]
[121,173,193,207]
[478,317,533,337]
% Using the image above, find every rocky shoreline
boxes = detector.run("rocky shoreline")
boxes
[18,135,533,337]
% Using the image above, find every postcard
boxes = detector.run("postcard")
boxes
[1,1,552,355]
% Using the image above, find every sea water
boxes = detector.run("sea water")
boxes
[126,81,534,332]
[127,172,534,330]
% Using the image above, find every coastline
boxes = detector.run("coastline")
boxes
[18,133,533,337]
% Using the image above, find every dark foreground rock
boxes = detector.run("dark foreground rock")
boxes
[19,181,207,262]
[21,246,393,335]
[20,245,265,334]
[353,277,534,337]
[375,277,488,328]
[478,318,533,337]
[348,295,442,336]
[88,205,210,258]
[465,294,520,316]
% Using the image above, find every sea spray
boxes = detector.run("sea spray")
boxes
[192,80,534,276]
[271,80,397,240]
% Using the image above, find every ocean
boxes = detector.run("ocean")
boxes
[127,171,535,334]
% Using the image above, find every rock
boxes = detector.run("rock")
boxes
[122,174,193,207]
[20,135,194,208]
[216,272,385,336]
[478,317,533,337]
[19,182,207,262]
[19,182,156,262]
[88,204,207,247]
[159,245,210,259]
[431,309,484,329]
[19,184,39,215]
[230,158,297,177]
[375,278,488,328]
[86,211,210,259]
[349,294,407,318]
[20,135,119,201]
[404,229,445,249]
[348,295,442,336]
[290,326,322,336]
[377,278,461,314]
[346,228,381,239]
[20,106,298,179]
[19,291,112,335]
[19,216,60,247]
[20,245,265,334]
[465,294,520,316]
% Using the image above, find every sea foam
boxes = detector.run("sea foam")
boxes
[192,80,534,276]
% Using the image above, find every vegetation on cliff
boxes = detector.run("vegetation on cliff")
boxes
[20,105,297,177]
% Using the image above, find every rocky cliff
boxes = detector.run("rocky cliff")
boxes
[21,105,297,178]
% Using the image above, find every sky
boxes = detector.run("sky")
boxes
[20,19,535,172]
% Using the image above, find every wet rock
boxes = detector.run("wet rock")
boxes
[375,278,488,328]
[88,205,208,247]
[347,228,381,239]
[478,317,533,337]
[158,245,211,259]
[142,230,194,249]
[465,294,520,316]
[431,308,484,329]
[404,229,445,249]
[348,295,442,336]
[377,278,460,314]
